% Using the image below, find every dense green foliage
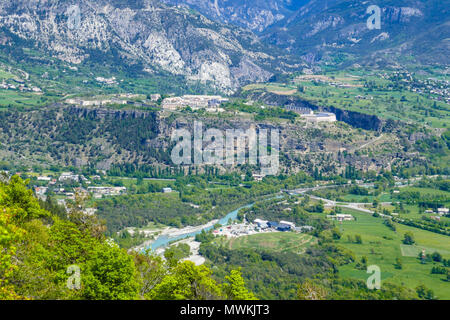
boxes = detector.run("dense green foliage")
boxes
[199,242,419,300]
[0,177,255,300]
[96,172,314,234]
[96,193,203,233]
[223,101,298,121]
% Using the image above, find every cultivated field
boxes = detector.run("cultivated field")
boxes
[217,232,317,254]
[334,209,450,299]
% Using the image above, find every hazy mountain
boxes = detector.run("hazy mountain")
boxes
[0,0,286,92]
[0,0,446,95]
[160,0,311,32]
[262,0,450,66]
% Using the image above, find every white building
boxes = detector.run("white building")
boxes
[252,174,265,182]
[87,186,127,197]
[303,112,337,123]
[279,220,296,228]
[437,208,449,216]
[95,76,117,85]
[162,187,173,193]
[162,95,228,110]
[254,219,269,229]
[327,214,354,221]
[59,172,79,182]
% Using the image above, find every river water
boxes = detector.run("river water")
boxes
[148,203,255,251]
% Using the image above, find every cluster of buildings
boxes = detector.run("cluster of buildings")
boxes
[295,75,360,89]
[327,81,356,89]
[381,71,450,104]
[87,186,127,199]
[65,97,151,108]
[65,97,125,107]
[162,95,229,111]
[95,76,118,85]
[285,105,314,115]
[254,219,314,233]
[424,208,449,216]
[35,186,48,200]
[211,218,314,239]
[213,224,257,238]
[1,79,42,93]
[33,172,128,200]
[65,93,157,108]
[410,79,449,103]
[59,172,89,183]
[37,176,56,184]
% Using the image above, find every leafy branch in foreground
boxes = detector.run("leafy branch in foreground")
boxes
[0,176,256,300]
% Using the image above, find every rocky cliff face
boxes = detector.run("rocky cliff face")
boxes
[245,90,403,132]
[262,0,449,65]
[0,0,277,93]
[0,104,411,173]
[160,0,310,33]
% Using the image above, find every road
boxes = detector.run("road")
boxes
[354,134,385,151]
[285,182,396,217]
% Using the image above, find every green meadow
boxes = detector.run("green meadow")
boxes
[243,69,450,129]
[216,232,317,255]
[0,90,49,108]
[334,209,450,299]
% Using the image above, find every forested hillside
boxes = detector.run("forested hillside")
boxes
[0,176,255,300]
[1,175,428,300]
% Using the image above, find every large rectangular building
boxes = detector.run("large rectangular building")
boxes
[162,95,229,110]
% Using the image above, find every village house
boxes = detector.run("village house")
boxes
[34,187,48,200]
[37,176,52,182]
[87,186,127,198]
[59,172,79,182]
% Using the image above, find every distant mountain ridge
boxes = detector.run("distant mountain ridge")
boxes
[0,0,287,92]
[262,0,450,66]
[0,0,447,96]
[160,0,311,33]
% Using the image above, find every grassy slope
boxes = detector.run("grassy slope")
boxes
[334,209,450,299]
[215,232,318,254]
[242,68,450,129]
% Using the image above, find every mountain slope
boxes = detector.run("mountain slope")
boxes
[160,0,311,33]
[262,0,450,66]
[0,0,283,92]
